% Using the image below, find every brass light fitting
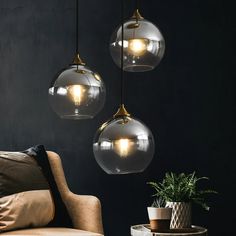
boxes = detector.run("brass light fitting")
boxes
[131,9,144,21]
[113,104,130,118]
[127,9,144,29]
[72,53,85,65]
[127,22,140,29]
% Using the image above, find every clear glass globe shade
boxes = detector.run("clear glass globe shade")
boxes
[49,64,106,119]
[93,115,155,174]
[110,17,165,72]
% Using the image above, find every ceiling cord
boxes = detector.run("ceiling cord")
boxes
[136,0,139,10]
[76,0,79,55]
[120,0,125,106]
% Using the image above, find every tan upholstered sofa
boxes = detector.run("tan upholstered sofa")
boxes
[0,151,104,236]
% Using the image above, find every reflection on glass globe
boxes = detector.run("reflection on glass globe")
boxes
[93,115,155,174]
[49,64,105,119]
[110,10,165,72]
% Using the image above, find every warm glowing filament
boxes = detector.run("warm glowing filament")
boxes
[114,138,133,157]
[67,85,85,106]
[128,39,148,56]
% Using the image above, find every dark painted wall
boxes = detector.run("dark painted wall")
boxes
[0,0,235,235]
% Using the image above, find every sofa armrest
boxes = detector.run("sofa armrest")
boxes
[64,192,104,235]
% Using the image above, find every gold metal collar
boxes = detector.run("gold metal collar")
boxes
[72,53,86,65]
[131,9,144,20]
[113,104,131,118]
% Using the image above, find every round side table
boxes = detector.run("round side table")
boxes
[131,224,207,236]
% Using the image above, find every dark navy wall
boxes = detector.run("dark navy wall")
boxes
[0,0,235,235]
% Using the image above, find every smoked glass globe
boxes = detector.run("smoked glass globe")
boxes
[110,10,165,72]
[93,113,155,174]
[49,62,105,119]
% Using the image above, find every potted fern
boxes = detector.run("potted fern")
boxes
[147,197,172,232]
[148,172,216,229]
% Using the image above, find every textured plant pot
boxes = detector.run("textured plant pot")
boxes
[147,207,172,232]
[165,202,191,229]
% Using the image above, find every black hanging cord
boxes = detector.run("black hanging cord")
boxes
[120,0,125,105]
[135,0,139,10]
[76,0,79,54]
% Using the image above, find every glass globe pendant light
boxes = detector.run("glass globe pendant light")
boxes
[93,0,155,174]
[49,0,105,119]
[110,0,165,72]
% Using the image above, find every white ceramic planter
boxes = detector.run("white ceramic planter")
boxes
[147,207,172,232]
[165,202,191,229]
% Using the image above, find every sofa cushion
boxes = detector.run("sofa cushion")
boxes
[0,151,49,198]
[0,190,54,232]
[0,150,54,232]
[0,227,103,236]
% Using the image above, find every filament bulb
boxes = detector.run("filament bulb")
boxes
[114,138,133,157]
[67,85,86,106]
[128,39,148,56]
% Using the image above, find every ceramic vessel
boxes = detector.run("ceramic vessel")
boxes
[166,202,191,229]
[147,207,172,232]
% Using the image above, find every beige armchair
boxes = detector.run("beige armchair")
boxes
[1,151,104,236]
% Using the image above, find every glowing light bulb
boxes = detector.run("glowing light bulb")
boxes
[67,85,86,106]
[114,138,133,158]
[128,39,148,56]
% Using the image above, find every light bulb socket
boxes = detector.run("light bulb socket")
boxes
[127,22,140,29]
[72,53,86,65]
[113,104,130,118]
